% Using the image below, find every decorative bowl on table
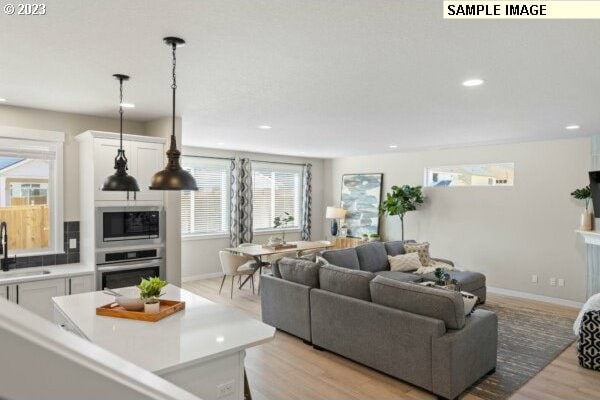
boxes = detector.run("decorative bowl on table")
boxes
[116,296,145,311]
[267,236,284,246]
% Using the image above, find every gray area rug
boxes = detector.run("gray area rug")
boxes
[464,302,576,400]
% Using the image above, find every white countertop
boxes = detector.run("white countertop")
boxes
[0,263,95,285]
[52,284,275,374]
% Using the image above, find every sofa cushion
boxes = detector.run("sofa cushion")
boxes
[422,271,486,294]
[388,253,422,272]
[355,242,390,272]
[374,270,423,283]
[404,242,432,266]
[278,257,321,288]
[319,264,375,301]
[384,240,415,256]
[370,276,465,329]
[319,248,360,270]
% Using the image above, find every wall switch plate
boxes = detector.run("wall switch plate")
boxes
[550,277,557,286]
[69,238,77,249]
[531,274,538,283]
[217,380,235,398]
[558,278,565,287]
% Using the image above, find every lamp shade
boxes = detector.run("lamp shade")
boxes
[326,206,346,219]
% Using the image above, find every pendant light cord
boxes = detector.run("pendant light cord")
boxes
[119,77,124,151]
[171,43,177,143]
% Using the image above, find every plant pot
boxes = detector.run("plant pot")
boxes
[580,209,594,231]
[368,237,380,242]
[144,302,160,314]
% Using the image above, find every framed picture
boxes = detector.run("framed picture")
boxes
[340,173,383,237]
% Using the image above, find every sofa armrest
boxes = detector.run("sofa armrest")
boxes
[431,257,455,267]
[260,274,312,341]
[431,309,497,399]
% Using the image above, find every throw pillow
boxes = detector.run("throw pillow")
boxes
[387,253,422,272]
[404,242,431,267]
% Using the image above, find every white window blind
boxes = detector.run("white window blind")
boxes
[181,157,231,236]
[252,162,303,231]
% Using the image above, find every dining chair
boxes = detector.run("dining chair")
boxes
[218,251,256,298]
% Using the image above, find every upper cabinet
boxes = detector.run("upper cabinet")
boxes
[76,131,166,204]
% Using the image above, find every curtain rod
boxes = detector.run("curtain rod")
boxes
[183,154,309,167]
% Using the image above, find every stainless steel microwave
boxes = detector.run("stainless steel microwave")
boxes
[95,206,164,248]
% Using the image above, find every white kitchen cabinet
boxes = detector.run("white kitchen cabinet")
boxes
[0,284,13,301]
[68,275,94,295]
[78,131,165,204]
[129,140,165,201]
[17,278,66,321]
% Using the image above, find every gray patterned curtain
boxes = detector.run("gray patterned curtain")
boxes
[301,163,312,241]
[230,157,253,246]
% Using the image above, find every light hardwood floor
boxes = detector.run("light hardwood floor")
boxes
[183,278,600,400]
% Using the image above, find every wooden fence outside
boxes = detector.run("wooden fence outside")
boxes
[0,205,49,250]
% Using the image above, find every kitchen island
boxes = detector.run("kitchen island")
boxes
[52,284,275,400]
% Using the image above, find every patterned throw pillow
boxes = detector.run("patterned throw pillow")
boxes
[388,253,422,272]
[404,242,431,267]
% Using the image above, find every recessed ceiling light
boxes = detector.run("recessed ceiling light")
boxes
[258,125,272,130]
[216,142,225,146]
[0,98,6,102]
[462,79,484,87]
[120,102,135,108]
[389,145,398,149]
[565,125,580,130]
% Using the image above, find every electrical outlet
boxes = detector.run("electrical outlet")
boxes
[217,380,235,398]
[550,277,556,286]
[558,278,565,287]
[69,238,77,249]
[531,274,538,283]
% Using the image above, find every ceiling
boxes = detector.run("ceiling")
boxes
[2,0,599,158]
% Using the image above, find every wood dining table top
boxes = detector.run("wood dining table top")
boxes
[225,241,333,257]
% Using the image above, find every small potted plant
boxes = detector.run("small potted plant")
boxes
[138,277,168,314]
[273,212,294,244]
[434,268,445,286]
[571,185,593,231]
[368,233,380,242]
[361,233,369,242]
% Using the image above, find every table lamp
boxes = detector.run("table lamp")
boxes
[326,206,346,236]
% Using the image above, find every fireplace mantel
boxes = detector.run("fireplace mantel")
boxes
[576,230,600,246]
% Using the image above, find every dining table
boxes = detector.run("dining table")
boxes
[224,240,333,292]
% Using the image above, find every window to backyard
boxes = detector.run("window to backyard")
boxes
[252,162,303,232]
[181,157,231,236]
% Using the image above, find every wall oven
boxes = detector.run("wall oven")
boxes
[96,206,164,248]
[96,247,165,290]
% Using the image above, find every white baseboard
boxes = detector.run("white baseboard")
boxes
[182,272,223,283]
[487,286,583,309]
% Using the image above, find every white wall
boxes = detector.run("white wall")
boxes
[324,138,590,302]
[0,105,146,221]
[181,146,325,281]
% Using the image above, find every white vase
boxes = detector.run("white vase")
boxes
[580,209,594,231]
[144,302,160,314]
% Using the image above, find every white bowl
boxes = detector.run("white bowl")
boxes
[116,296,145,311]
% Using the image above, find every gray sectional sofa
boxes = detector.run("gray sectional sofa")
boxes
[260,240,496,400]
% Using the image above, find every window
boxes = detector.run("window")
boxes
[0,129,64,255]
[424,163,515,187]
[252,162,303,231]
[181,157,231,236]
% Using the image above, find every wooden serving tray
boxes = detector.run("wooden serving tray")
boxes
[262,243,298,250]
[96,300,185,322]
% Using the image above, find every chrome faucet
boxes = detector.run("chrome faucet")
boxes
[0,222,17,272]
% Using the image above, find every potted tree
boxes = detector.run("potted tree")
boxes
[571,185,593,231]
[273,212,294,244]
[138,277,168,314]
[380,185,424,241]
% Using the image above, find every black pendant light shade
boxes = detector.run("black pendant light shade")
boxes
[102,74,140,192]
[149,37,198,191]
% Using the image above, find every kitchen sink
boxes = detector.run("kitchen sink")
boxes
[0,270,51,278]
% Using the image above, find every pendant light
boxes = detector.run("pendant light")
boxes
[149,37,198,191]
[102,74,140,192]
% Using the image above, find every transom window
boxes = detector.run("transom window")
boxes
[424,163,515,187]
